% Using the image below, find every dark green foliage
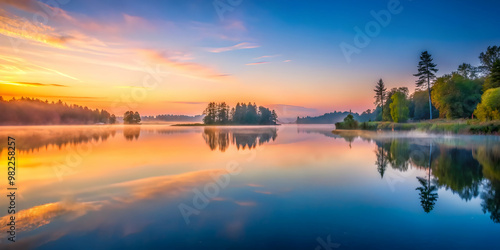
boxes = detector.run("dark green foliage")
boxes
[483,60,500,91]
[124,111,141,124]
[359,122,378,130]
[432,74,483,119]
[0,96,115,125]
[468,123,500,134]
[335,113,358,129]
[202,102,277,125]
[411,91,439,120]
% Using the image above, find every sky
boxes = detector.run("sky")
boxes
[1,0,500,119]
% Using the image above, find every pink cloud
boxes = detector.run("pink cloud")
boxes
[208,42,260,53]
[245,61,269,66]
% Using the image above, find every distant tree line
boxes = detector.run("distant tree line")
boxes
[297,110,378,124]
[0,96,116,125]
[142,114,204,122]
[202,102,278,125]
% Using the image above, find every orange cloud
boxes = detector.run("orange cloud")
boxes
[0,81,67,87]
[0,10,70,48]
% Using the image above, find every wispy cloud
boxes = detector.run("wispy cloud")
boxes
[254,54,280,60]
[234,201,256,206]
[207,42,259,53]
[0,81,67,87]
[0,55,80,81]
[0,9,71,48]
[139,49,232,82]
[283,59,292,63]
[245,61,269,66]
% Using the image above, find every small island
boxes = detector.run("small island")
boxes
[174,102,278,126]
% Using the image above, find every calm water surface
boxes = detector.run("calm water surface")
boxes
[0,124,499,249]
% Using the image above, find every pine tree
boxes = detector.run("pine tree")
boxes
[373,79,386,120]
[413,51,438,120]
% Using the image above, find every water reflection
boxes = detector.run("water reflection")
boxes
[374,147,389,178]
[1,125,499,249]
[332,130,500,222]
[0,126,116,153]
[202,127,277,152]
[481,179,500,223]
[123,126,141,140]
[416,175,439,213]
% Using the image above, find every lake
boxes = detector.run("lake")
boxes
[0,124,499,249]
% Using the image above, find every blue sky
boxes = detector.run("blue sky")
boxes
[1,0,499,117]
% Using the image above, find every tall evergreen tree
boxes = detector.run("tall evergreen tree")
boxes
[373,79,387,120]
[414,51,438,120]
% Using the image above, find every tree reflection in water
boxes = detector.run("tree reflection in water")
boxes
[332,130,500,223]
[123,126,141,141]
[0,126,117,153]
[202,127,278,152]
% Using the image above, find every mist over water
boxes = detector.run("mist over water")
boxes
[0,124,499,249]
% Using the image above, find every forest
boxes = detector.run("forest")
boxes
[202,102,278,125]
[371,45,500,123]
[0,97,116,125]
[308,45,500,126]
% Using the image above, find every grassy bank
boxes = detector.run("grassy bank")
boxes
[335,119,500,135]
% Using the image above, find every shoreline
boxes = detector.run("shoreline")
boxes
[333,120,500,135]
